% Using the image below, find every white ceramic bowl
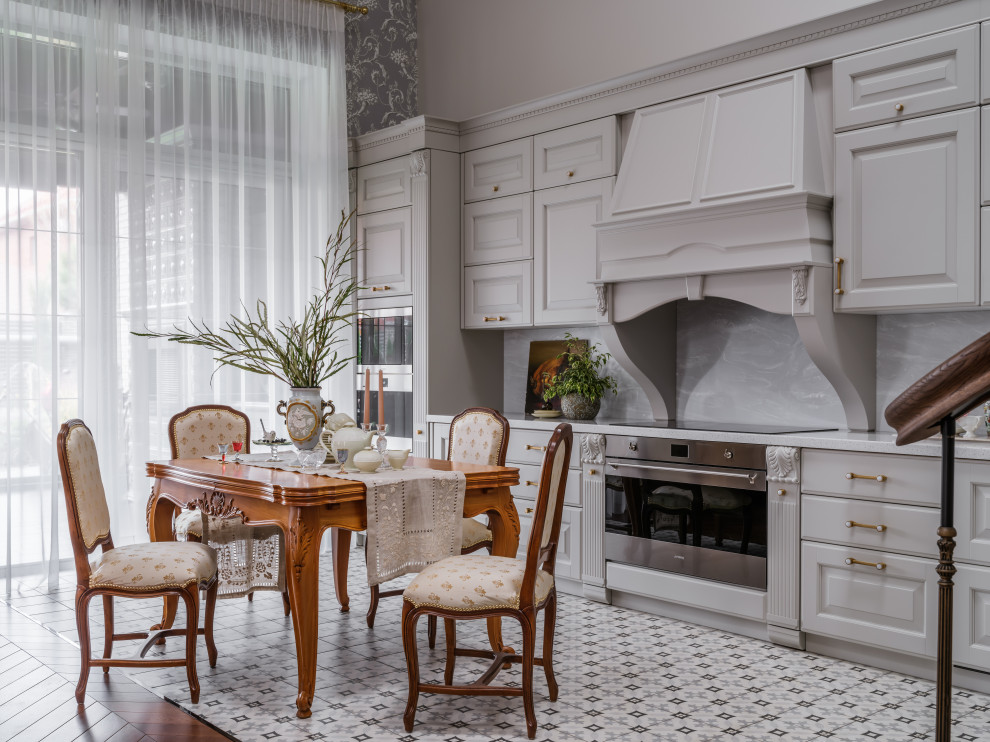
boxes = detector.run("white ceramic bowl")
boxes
[353,448,382,473]
[386,449,410,469]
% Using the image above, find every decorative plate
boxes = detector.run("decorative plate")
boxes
[531,410,562,418]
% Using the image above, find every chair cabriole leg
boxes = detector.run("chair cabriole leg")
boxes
[367,584,380,628]
[204,580,219,667]
[401,601,420,732]
[282,590,291,616]
[75,590,93,704]
[102,595,114,673]
[444,617,456,685]
[521,611,537,739]
[180,588,201,703]
[543,591,558,701]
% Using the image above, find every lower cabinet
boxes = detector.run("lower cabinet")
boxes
[955,563,990,672]
[518,500,582,585]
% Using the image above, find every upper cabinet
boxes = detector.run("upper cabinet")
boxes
[533,117,617,190]
[356,207,413,298]
[833,26,978,131]
[832,27,981,313]
[462,138,533,202]
[356,158,412,214]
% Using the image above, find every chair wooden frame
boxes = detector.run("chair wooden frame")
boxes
[166,403,290,616]
[365,407,510,648]
[400,423,572,740]
[58,419,219,705]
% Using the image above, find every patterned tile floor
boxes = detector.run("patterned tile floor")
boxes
[4,543,990,741]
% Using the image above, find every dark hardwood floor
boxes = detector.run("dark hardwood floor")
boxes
[0,601,230,741]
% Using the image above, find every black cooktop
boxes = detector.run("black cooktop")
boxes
[608,420,838,435]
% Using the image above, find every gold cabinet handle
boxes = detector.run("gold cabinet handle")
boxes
[371,285,392,292]
[845,557,886,570]
[846,472,887,482]
[834,257,844,296]
[416,429,423,435]
[525,507,534,514]
[777,488,787,497]
[567,170,575,178]
[492,185,499,192]
[894,103,904,112]
[589,468,599,476]
[483,315,506,322]
[525,444,547,451]
[845,520,887,533]
[524,480,538,486]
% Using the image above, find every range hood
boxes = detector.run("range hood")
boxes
[594,70,877,431]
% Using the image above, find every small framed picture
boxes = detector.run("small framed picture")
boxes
[525,339,586,413]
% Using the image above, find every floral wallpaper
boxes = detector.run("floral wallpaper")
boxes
[345,0,419,137]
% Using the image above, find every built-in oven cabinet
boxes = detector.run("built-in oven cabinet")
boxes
[832,108,979,312]
[356,156,412,214]
[832,25,978,132]
[801,541,937,657]
[462,261,533,329]
[356,207,413,298]
[533,117,617,190]
[801,450,939,506]
[463,138,533,203]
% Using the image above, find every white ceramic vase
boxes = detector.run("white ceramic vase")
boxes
[277,387,334,451]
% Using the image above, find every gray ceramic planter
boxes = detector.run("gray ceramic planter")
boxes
[560,393,600,420]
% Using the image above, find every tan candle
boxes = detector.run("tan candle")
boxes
[364,368,371,425]
[378,369,385,427]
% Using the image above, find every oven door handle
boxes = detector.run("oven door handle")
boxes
[605,460,766,490]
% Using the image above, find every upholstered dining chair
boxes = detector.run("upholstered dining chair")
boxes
[400,422,572,740]
[57,419,219,705]
[167,404,290,616]
[365,406,510,648]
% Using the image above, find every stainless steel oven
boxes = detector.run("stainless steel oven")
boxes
[355,307,413,448]
[604,435,768,590]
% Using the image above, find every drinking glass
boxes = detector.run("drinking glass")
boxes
[335,448,349,474]
[302,448,327,472]
[231,440,243,463]
[217,443,230,463]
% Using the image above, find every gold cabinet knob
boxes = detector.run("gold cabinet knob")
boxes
[567,170,575,177]
[493,185,499,192]
[589,468,599,476]
[416,429,423,435]
[777,489,787,496]
[894,103,904,112]
[525,507,534,514]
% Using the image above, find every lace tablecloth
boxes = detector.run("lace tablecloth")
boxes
[207,454,466,586]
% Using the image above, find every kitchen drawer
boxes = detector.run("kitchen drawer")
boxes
[463,138,533,202]
[510,462,581,508]
[463,194,533,265]
[462,261,532,329]
[955,562,990,672]
[833,25,978,131]
[356,157,411,214]
[801,542,936,657]
[801,494,938,558]
[533,117,617,190]
[518,504,581,583]
[507,428,567,466]
[802,450,939,507]
[952,459,990,565]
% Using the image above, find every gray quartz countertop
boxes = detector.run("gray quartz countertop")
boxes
[425,413,990,462]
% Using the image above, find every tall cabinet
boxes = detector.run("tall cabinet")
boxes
[351,118,504,457]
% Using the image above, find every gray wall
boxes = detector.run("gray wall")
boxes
[503,303,990,432]
[345,0,418,137]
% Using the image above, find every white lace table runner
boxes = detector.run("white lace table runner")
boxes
[206,454,466,586]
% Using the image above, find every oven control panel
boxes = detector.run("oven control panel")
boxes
[605,435,767,470]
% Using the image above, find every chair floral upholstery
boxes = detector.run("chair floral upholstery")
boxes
[404,554,553,611]
[460,518,493,550]
[63,422,112,550]
[167,405,287,607]
[90,542,217,591]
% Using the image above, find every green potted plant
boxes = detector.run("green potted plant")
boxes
[133,210,361,450]
[541,333,618,420]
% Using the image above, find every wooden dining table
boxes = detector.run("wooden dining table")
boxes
[145,456,521,718]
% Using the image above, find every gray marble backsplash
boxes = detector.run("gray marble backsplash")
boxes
[503,299,990,431]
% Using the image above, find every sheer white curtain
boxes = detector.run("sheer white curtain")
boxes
[1,0,350,595]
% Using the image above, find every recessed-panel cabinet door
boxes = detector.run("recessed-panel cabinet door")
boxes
[533,117,617,190]
[463,138,533,202]
[462,194,533,265]
[833,109,978,311]
[356,157,412,214]
[462,260,533,329]
[534,178,613,326]
[356,207,412,298]
[517,503,582,584]
[954,564,990,672]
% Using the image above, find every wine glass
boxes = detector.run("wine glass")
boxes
[217,443,230,463]
[231,439,243,463]
[335,447,349,474]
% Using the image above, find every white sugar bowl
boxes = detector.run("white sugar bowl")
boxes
[352,448,382,473]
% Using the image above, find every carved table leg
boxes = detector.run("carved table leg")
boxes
[330,527,350,612]
[148,482,179,635]
[486,491,521,653]
[287,507,322,718]
[935,525,957,742]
